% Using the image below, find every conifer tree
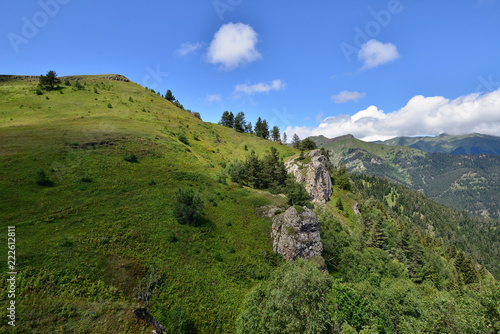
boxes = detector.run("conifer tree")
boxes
[254,117,263,138]
[234,112,246,132]
[292,133,301,149]
[261,120,270,139]
[271,126,280,142]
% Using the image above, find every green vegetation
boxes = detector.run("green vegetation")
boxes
[320,135,500,220]
[39,70,61,91]
[1,75,499,333]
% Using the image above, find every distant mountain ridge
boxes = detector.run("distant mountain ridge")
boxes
[309,134,500,220]
[379,133,500,156]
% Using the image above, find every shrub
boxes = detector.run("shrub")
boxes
[128,96,133,102]
[81,176,92,183]
[107,103,113,108]
[124,154,138,163]
[74,80,84,90]
[35,87,43,95]
[64,79,71,86]
[94,87,99,94]
[178,133,189,145]
[173,188,204,225]
[35,169,54,187]
[236,259,333,333]
[148,179,157,186]
[168,231,178,243]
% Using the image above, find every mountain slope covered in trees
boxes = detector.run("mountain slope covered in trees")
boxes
[380,133,500,155]
[311,134,500,220]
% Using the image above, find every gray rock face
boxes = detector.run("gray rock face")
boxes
[286,149,333,204]
[271,206,323,261]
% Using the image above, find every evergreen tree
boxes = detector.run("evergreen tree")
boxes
[39,70,61,91]
[301,138,317,150]
[165,89,175,102]
[292,133,301,149]
[245,122,253,134]
[282,132,287,144]
[254,117,263,137]
[261,120,270,139]
[234,112,246,132]
[271,126,280,142]
[336,197,344,211]
[220,111,234,128]
[367,220,387,249]
[245,150,262,188]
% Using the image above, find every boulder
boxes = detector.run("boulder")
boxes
[271,206,323,261]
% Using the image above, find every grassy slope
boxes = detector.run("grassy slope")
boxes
[0,75,296,333]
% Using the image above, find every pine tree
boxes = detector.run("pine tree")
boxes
[292,133,301,149]
[234,112,246,132]
[165,89,175,102]
[336,197,344,211]
[367,220,387,249]
[245,150,262,188]
[271,126,280,142]
[254,117,263,137]
[245,122,253,134]
[282,132,287,144]
[39,70,61,91]
[261,120,270,139]
[220,111,234,128]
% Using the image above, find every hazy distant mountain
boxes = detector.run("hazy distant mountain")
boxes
[379,133,500,155]
[310,134,500,220]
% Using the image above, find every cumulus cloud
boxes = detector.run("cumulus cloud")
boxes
[207,22,261,70]
[358,39,400,70]
[285,88,500,142]
[234,79,286,96]
[206,94,222,103]
[175,42,203,56]
[331,90,367,103]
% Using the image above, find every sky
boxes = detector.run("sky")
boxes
[2,0,500,141]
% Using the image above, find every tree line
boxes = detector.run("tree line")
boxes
[219,111,283,143]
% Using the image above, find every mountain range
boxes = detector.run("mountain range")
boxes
[309,134,500,220]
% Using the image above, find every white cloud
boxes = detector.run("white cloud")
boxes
[358,39,400,70]
[206,94,222,103]
[234,80,286,96]
[331,90,366,103]
[207,22,261,70]
[176,42,202,56]
[285,88,500,142]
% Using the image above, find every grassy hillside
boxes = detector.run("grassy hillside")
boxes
[0,75,296,333]
[381,133,500,155]
[1,76,499,333]
[314,135,500,220]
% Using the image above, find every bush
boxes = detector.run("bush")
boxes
[74,80,84,90]
[35,169,54,187]
[173,188,204,225]
[236,259,333,333]
[107,103,113,108]
[178,133,189,145]
[35,87,43,95]
[124,154,138,163]
[64,79,71,86]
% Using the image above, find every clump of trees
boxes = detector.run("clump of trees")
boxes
[227,147,312,208]
[219,111,282,143]
[38,70,61,91]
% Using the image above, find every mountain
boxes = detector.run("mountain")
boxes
[380,133,500,155]
[310,134,500,220]
[1,75,499,333]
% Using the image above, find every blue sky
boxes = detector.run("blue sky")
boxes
[2,0,500,141]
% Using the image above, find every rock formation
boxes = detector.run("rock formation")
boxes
[285,149,333,205]
[271,206,323,261]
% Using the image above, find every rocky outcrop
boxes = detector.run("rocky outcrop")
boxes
[286,149,333,204]
[271,206,323,261]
